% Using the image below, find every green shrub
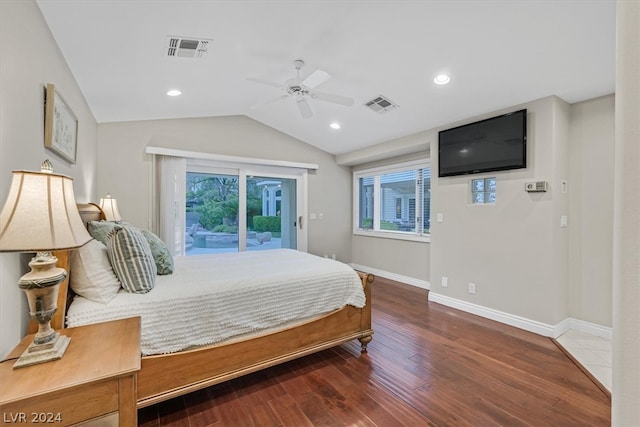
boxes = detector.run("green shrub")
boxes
[199,195,238,231]
[212,224,238,233]
[252,216,281,232]
[360,218,373,229]
[380,220,399,231]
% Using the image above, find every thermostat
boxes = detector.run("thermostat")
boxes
[525,181,548,192]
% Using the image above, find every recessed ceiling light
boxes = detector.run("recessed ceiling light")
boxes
[167,89,182,97]
[329,122,341,130]
[433,74,451,85]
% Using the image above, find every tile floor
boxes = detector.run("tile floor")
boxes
[557,329,612,392]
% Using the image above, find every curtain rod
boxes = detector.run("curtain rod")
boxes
[145,146,319,171]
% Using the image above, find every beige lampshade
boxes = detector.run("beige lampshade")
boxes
[99,194,122,221]
[0,170,92,252]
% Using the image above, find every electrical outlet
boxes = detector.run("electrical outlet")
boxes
[468,282,476,294]
[441,276,448,287]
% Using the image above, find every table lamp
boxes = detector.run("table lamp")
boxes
[0,160,92,368]
[99,193,122,221]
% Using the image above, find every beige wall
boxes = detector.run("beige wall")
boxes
[0,0,98,358]
[430,96,571,326]
[348,96,615,329]
[612,0,639,423]
[352,236,430,285]
[96,116,353,260]
[568,95,615,326]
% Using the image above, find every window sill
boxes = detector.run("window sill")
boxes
[353,229,431,243]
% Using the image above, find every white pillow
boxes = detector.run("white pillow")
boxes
[70,239,122,304]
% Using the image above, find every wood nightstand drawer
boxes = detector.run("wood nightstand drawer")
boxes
[2,379,118,425]
[1,318,140,427]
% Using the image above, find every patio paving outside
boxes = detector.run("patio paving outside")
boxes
[185,236,283,255]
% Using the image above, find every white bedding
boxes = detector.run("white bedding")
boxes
[66,249,366,355]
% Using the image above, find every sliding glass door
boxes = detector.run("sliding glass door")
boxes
[246,176,297,251]
[185,162,306,255]
[186,171,240,254]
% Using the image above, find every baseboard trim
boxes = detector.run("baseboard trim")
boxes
[349,263,430,290]
[348,268,612,339]
[565,318,612,340]
[428,292,557,336]
[428,292,612,339]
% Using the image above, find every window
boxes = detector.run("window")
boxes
[184,164,303,256]
[152,150,310,257]
[354,160,430,240]
[471,177,496,204]
[186,171,240,254]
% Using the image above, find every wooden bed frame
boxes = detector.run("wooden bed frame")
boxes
[33,203,374,408]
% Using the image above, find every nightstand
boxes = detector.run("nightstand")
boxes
[1,317,141,426]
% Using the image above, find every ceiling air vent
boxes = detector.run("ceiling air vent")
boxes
[364,95,398,114]
[166,36,212,59]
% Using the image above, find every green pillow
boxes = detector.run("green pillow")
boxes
[140,229,174,275]
[106,225,157,293]
[87,220,118,245]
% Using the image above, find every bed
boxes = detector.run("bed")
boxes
[36,203,374,408]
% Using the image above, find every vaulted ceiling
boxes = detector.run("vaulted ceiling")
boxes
[36,1,615,155]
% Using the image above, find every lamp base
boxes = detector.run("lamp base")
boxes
[13,333,70,369]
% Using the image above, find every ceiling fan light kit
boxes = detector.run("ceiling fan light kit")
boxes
[248,59,354,119]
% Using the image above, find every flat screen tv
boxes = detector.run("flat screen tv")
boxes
[438,109,527,177]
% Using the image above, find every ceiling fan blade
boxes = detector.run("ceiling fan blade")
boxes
[297,98,313,119]
[250,94,289,110]
[302,69,331,89]
[309,90,354,106]
[246,77,287,91]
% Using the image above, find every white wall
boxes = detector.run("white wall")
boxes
[0,0,98,358]
[96,116,353,260]
[568,94,615,327]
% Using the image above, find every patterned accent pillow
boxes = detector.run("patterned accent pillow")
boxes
[106,225,157,293]
[87,220,118,245]
[140,229,174,275]
[70,239,121,303]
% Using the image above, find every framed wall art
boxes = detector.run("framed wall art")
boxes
[44,83,78,164]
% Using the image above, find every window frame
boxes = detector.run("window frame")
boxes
[353,159,431,243]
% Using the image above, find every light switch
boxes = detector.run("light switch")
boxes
[437,213,443,223]
[560,215,568,227]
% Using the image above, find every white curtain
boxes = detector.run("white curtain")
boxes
[152,155,186,256]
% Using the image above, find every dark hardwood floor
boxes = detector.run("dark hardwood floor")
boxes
[138,277,611,426]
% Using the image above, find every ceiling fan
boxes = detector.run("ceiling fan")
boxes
[247,59,354,119]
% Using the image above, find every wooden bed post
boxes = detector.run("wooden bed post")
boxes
[356,272,374,352]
